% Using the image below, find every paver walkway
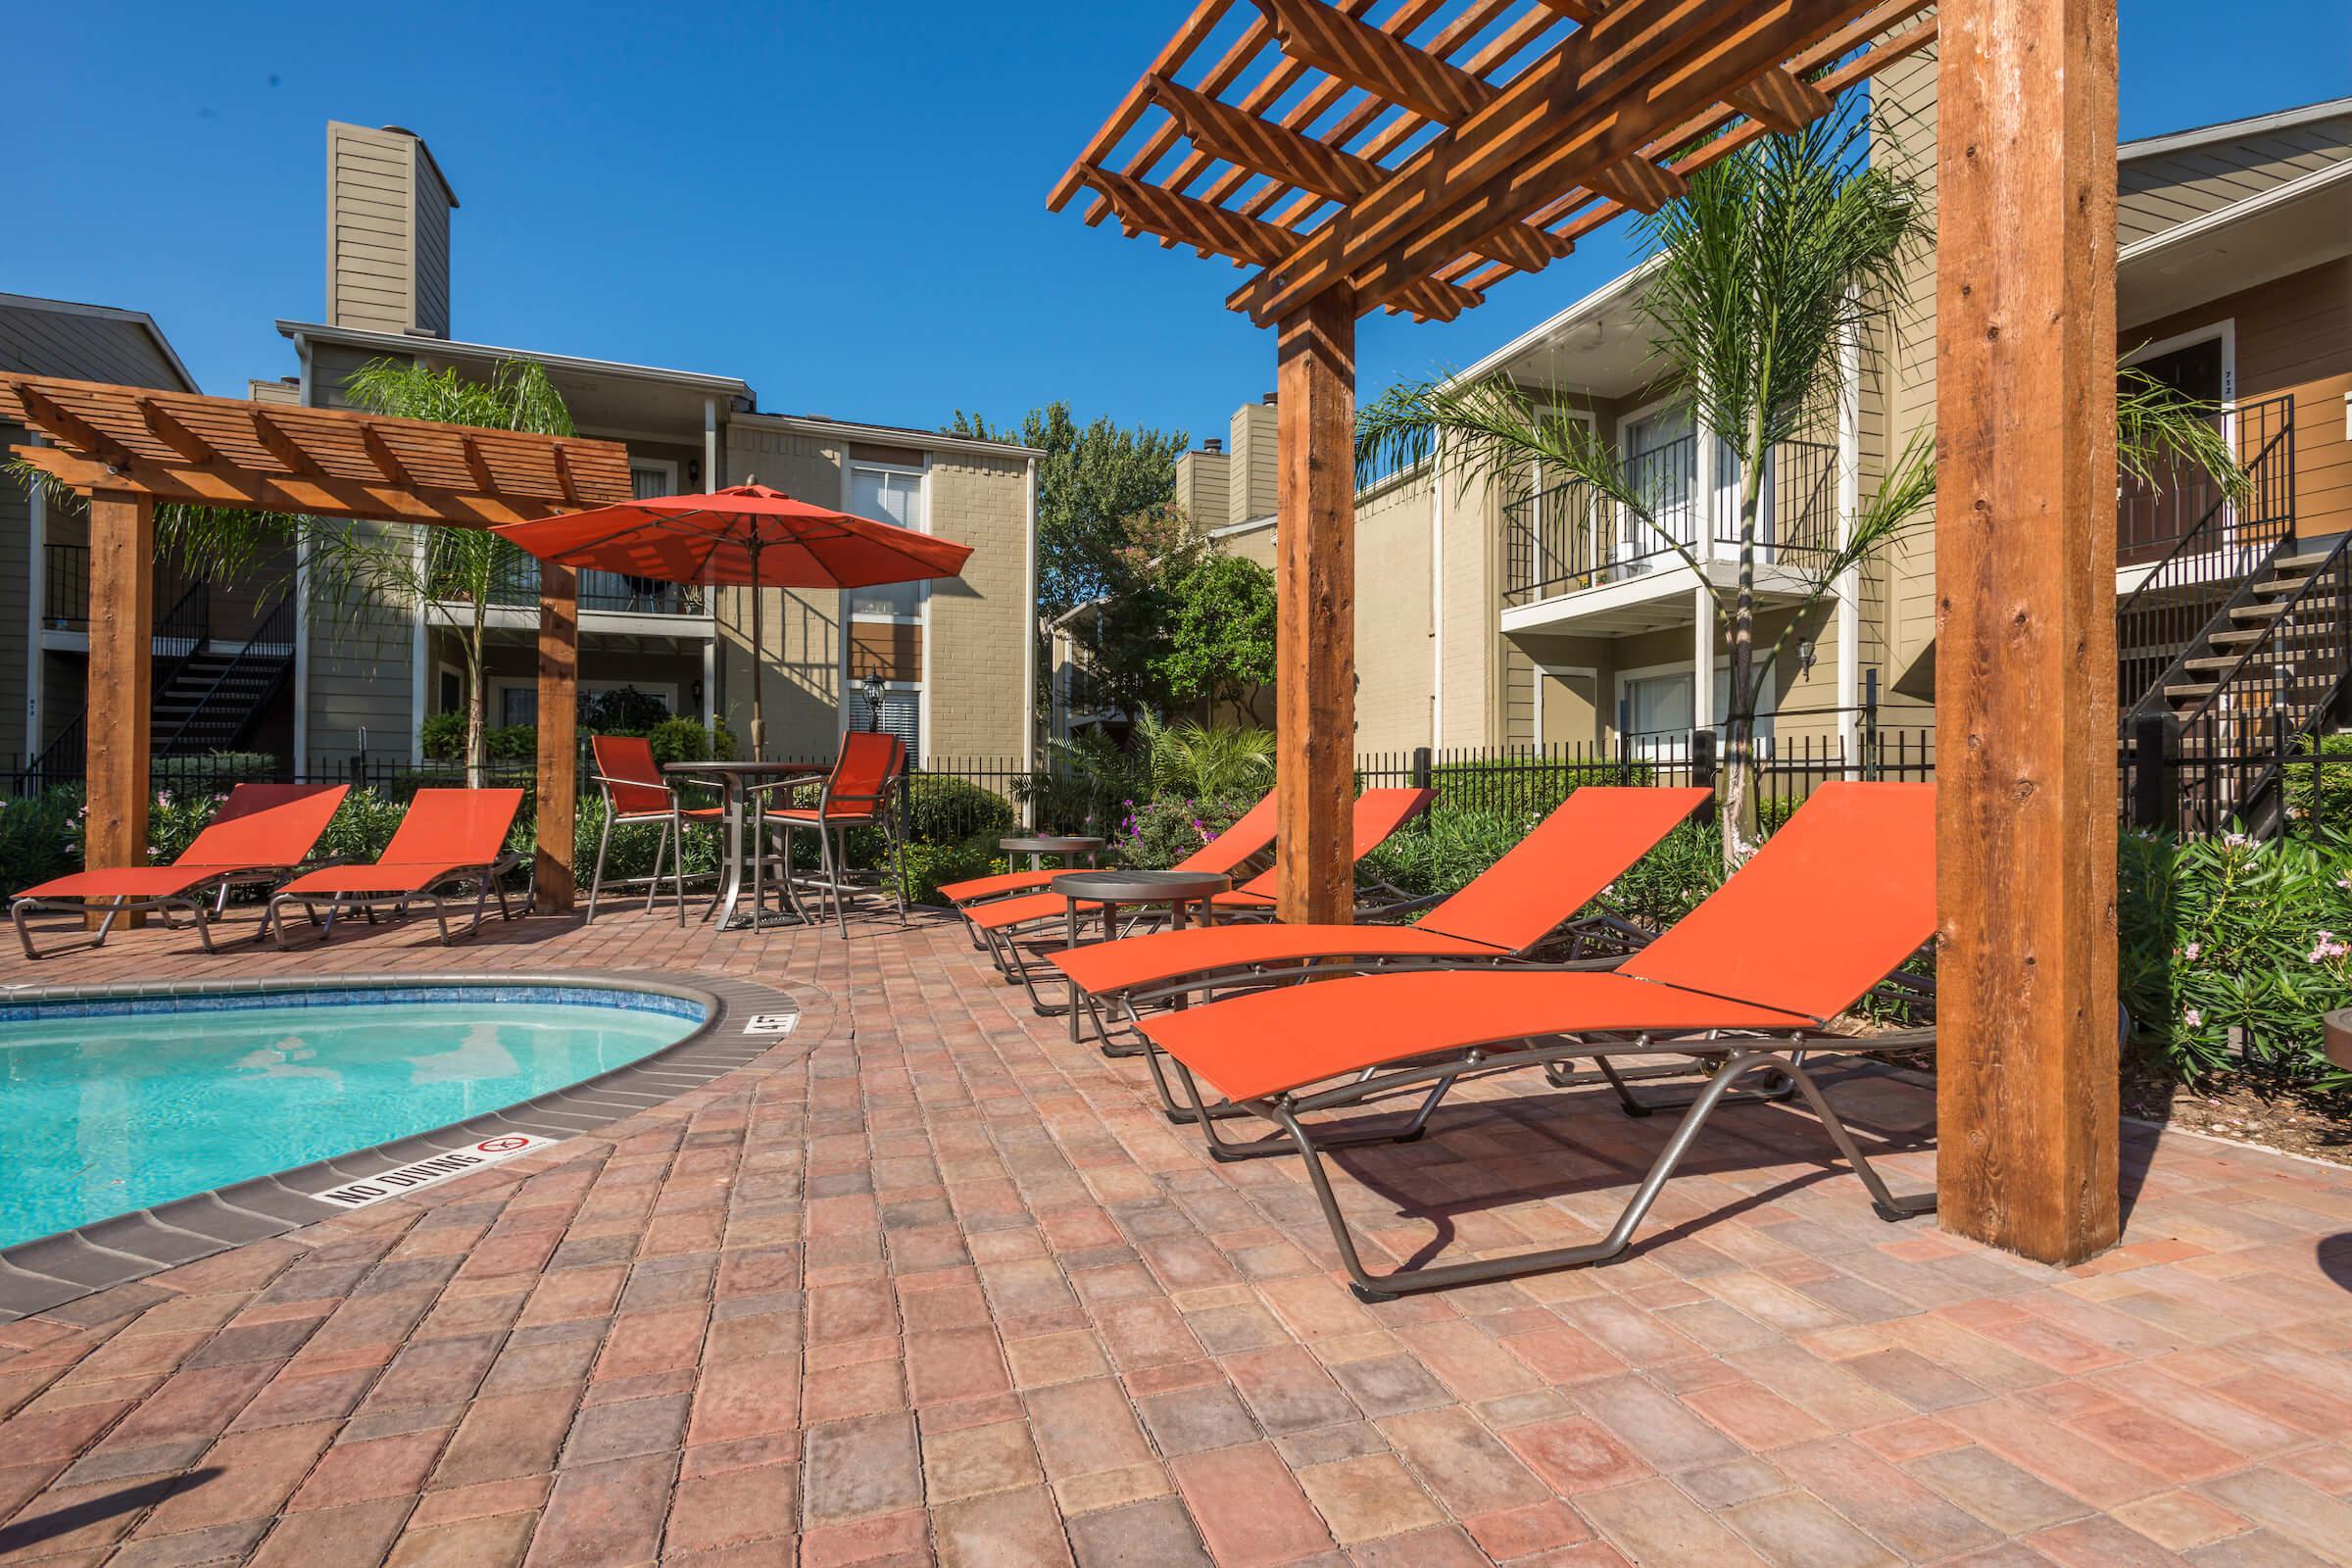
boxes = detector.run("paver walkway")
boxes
[0,902,2346,1566]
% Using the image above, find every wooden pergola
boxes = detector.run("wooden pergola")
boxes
[6,373,633,915]
[1054,0,2123,1264]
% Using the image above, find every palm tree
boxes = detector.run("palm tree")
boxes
[1358,99,2240,865]
[162,359,574,783]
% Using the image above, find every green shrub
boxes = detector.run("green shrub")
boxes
[1360,806,1533,900]
[315,788,413,864]
[904,775,1016,846]
[0,787,84,894]
[579,686,671,735]
[648,717,735,766]
[2120,825,2352,1087]
[154,753,277,790]
[573,793,725,887]
[2281,732,2352,829]
[486,724,538,762]
[1599,821,1730,932]
[148,787,226,865]
[1113,797,1253,870]
[419,712,466,761]
[894,833,1010,906]
[1424,758,1648,821]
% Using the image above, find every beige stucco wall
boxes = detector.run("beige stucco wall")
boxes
[1351,470,1436,755]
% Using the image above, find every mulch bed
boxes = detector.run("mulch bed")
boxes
[2122,1059,2352,1164]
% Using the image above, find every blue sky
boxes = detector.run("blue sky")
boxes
[11,2,2348,445]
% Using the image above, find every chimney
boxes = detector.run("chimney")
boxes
[1229,399,1281,528]
[1175,434,1231,527]
[324,122,459,338]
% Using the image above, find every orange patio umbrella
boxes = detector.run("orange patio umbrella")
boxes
[495,483,973,757]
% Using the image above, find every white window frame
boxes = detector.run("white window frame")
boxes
[629,457,680,499]
[838,455,932,764]
[1615,395,1697,573]
[1614,656,1778,758]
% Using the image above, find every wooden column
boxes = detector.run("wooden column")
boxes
[1935,0,2121,1263]
[84,489,155,928]
[1273,288,1357,925]
[534,564,579,913]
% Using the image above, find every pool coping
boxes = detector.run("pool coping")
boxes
[0,969,816,1324]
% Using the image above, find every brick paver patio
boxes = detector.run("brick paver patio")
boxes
[0,903,2346,1566]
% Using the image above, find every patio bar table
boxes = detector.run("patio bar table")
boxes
[663,760,828,930]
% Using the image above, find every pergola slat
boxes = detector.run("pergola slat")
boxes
[1728,66,1837,135]
[1248,0,1495,126]
[138,401,216,465]
[1583,157,1689,217]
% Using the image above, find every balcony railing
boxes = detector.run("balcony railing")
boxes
[1503,436,1840,609]
[441,550,709,617]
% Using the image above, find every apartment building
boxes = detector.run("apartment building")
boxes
[8,122,1040,778]
[1168,69,2352,791]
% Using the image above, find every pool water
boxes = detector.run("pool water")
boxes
[0,996,699,1249]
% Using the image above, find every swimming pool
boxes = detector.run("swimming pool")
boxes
[0,985,706,1249]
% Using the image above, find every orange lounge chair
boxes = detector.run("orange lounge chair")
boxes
[1135,783,1937,1299]
[263,788,525,947]
[972,787,1435,1009]
[1049,785,1711,1056]
[940,789,1280,915]
[11,782,350,959]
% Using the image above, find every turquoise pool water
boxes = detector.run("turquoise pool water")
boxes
[0,990,701,1249]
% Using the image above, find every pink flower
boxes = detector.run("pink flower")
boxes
[2223,832,2251,849]
[2307,931,2348,964]
[2182,1007,2203,1029]
[2180,942,2201,960]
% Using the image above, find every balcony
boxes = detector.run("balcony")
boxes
[438,549,710,622]
[1501,435,1840,635]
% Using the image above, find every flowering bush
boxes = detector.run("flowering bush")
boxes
[2120,825,2352,1087]
[1112,796,1253,870]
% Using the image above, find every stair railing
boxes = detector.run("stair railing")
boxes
[19,575,212,787]
[2116,392,2296,722]
[157,592,298,757]
[2170,527,2352,835]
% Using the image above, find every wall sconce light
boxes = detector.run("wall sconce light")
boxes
[687,458,702,487]
[1797,639,1817,678]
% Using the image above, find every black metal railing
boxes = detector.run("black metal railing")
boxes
[1502,435,1841,608]
[157,593,299,757]
[2152,526,2352,836]
[2117,393,2297,718]
[448,550,709,616]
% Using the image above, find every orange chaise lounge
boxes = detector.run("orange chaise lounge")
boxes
[1048,784,1711,1056]
[11,781,351,959]
[939,789,1279,920]
[1134,782,1939,1299]
[972,786,1436,1010]
[263,787,526,947]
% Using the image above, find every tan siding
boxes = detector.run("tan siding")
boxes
[1228,401,1279,527]
[1352,471,1435,753]
[325,122,456,338]
[2118,116,2352,246]
[2127,257,2352,542]
[1874,51,1940,689]
[305,520,416,759]
[1175,449,1229,528]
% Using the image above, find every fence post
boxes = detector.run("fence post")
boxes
[1690,728,1718,826]
[1617,728,1633,787]
[2131,712,2177,835]
[1861,668,1880,782]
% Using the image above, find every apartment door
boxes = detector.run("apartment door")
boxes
[2119,330,2231,562]
[1619,405,1695,575]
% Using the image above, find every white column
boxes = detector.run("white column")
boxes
[291,333,314,768]
[702,638,716,729]
[1022,453,1041,825]
[703,397,718,493]
[1836,315,1863,772]
[1690,583,1715,733]
[410,527,429,762]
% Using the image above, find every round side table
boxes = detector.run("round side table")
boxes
[998,834,1106,872]
[1049,869,1232,1049]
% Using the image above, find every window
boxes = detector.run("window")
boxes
[855,684,921,761]
[1618,661,1778,753]
[501,684,538,728]
[630,462,677,501]
[847,466,925,620]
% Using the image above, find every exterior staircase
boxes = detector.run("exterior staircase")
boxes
[2118,394,2346,833]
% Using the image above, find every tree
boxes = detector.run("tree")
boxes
[1152,552,1276,718]
[951,403,1189,617]
[1357,99,2241,866]
[162,358,575,783]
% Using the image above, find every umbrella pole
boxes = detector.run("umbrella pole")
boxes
[748,537,765,760]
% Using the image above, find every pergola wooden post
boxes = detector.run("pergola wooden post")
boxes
[535,564,580,913]
[1054,0,1939,922]
[83,489,156,928]
[1934,0,2122,1262]
[1274,290,1358,923]
[7,376,630,922]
